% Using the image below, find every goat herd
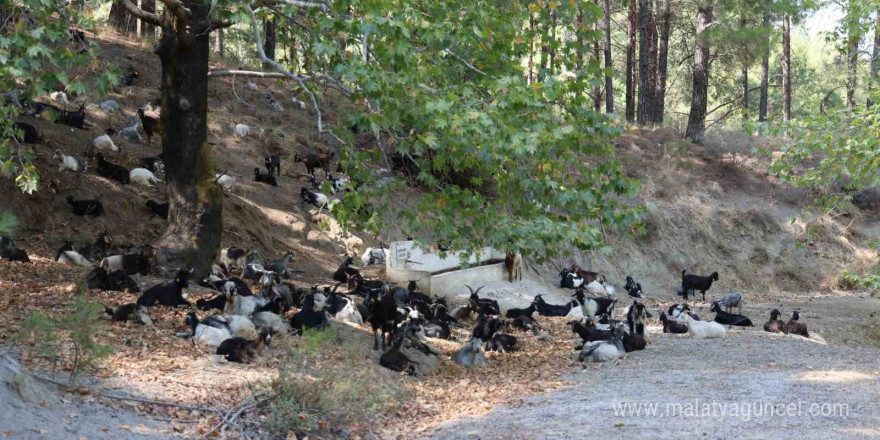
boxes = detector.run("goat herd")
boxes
[0,231,814,374]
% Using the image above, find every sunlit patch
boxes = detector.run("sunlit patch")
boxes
[798,370,877,383]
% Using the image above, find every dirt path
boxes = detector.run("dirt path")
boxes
[429,329,880,440]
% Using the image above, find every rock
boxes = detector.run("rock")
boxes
[451,339,489,368]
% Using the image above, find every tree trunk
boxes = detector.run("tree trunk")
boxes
[154,1,224,277]
[637,0,656,125]
[869,11,880,108]
[140,0,156,38]
[741,14,749,120]
[215,28,224,58]
[654,0,671,124]
[846,19,859,111]
[593,17,602,112]
[782,13,791,121]
[576,7,583,71]
[539,2,548,81]
[109,3,137,35]
[263,17,277,65]
[603,0,614,114]
[686,4,713,143]
[550,9,557,75]
[529,12,535,83]
[759,4,770,121]
[625,0,637,122]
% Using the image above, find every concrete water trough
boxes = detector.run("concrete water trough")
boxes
[385,241,507,297]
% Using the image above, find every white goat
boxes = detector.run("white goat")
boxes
[231,123,249,137]
[50,91,68,104]
[360,247,389,266]
[130,168,160,187]
[53,149,87,172]
[93,134,119,152]
[334,297,363,326]
[215,173,237,191]
[57,249,91,267]
[676,312,726,339]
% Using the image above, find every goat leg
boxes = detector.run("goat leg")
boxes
[372,329,379,350]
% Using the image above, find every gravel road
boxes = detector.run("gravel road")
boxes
[430,328,880,440]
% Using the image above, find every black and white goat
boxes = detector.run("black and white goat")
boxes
[467,285,501,316]
[624,275,644,298]
[87,267,140,292]
[659,312,688,334]
[254,168,278,186]
[216,329,271,363]
[290,293,330,333]
[626,300,649,337]
[710,301,753,327]
[264,155,281,177]
[137,270,190,307]
[572,288,617,318]
[104,303,151,325]
[785,311,809,337]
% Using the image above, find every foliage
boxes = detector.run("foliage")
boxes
[0,211,15,236]
[0,0,118,193]
[12,293,113,384]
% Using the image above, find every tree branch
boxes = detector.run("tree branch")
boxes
[260,0,329,11]
[210,19,234,31]
[245,4,344,145]
[118,0,161,26]
[208,70,289,78]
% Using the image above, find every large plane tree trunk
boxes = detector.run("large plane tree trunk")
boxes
[625,0,637,122]
[655,0,671,123]
[782,13,791,120]
[603,0,614,114]
[152,1,224,277]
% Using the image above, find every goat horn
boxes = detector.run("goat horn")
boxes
[465,285,475,295]
[473,285,485,296]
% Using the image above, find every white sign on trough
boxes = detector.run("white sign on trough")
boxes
[385,241,508,297]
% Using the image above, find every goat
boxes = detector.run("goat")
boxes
[185,312,232,347]
[252,311,290,334]
[264,155,281,177]
[299,187,328,207]
[505,301,536,319]
[225,288,269,316]
[379,322,417,375]
[467,285,500,316]
[676,311,726,339]
[99,246,153,276]
[505,250,522,283]
[137,108,161,146]
[145,200,169,219]
[452,337,489,368]
[54,105,89,129]
[626,300,649,337]
[326,172,348,194]
[66,196,104,217]
[140,155,165,174]
[332,255,360,284]
[215,173,237,192]
[0,236,30,262]
[130,168,160,187]
[423,313,452,339]
[120,116,143,142]
[511,314,537,332]
[290,293,330,332]
[572,288,616,318]
[668,303,700,321]
[197,294,227,312]
[77,232,112,262]
[254,168,277,186]
[624,276,644,298]
[560,270,585,289]
[785,311,809,337]
[220,247,248,270]
[471,315,504,341]
[137,270,190,307]
[54,149,87,173]
[535,294,577,317]
[717,291,743,314]
[264,251,295,275]
[368,287,398,350]
[578,324,626,363]
[763,309,785,333]
[360,247,389,266]
[294,151,334,176]
[55,242,91,267]
[120,65,139,86]
[659,312,688,334]
[622,331,647,352]
[96,153,130,184]
[710,302,753,326]
[570,265,604,284]
[216,329,271,363]
[92,133,118,153]
[586,280,612,298]
[98,99,121,113]
[569,320,613,351]
[231,123,249,137]
[49,91,68,104]
[11,122,39,143]
[104,303,151,325]
[681,270,719,302]
[486,333,517,352]
[86,267,139,292]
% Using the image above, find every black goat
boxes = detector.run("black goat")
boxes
[486,333,517,352]
[0,236,30,262]
[332,255,361,284]
[290,293,330,332]
[145,200,169,219]
[196,294,227,311]
[139,155,164,173]
[216,330,271,363]
[785,311,809,337]
[121,65,139,86]
[681,270,719,302]
[264,155,281,177]
[467,285,500,316]
[622,332,647,352]
[95,153,130,184]
[86,267,140,292]
[294,151,334,176]
[66,196,104,216]
[471,315,504,341]
[368,288,398,350]
[253,168,278,186]
[55,105,89,129]
[624,275,644,298]
[764,309,784,333]
[11,122,39,143]
[535,294,576,317]
[710,302,753,326]
[659,312,688,334]
[423,317,452,340]
[379,322,417,375]
[137,270,190,307]
[626,300,648,337]
[505,301,536,319]
[569,320,613,344]
[510,314,537,331]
